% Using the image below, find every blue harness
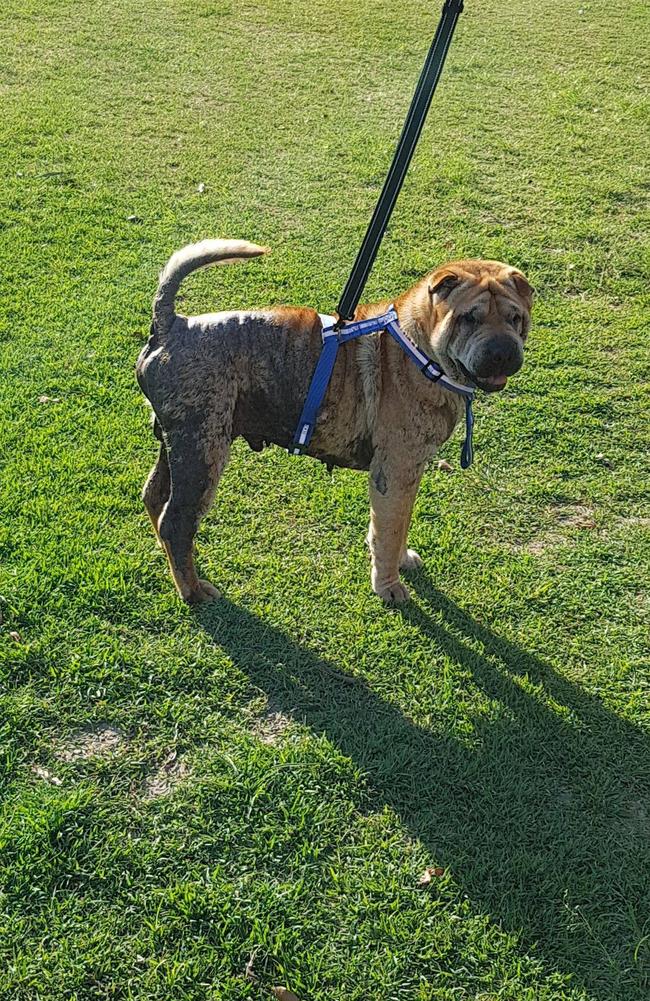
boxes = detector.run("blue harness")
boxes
[291,306,475,469]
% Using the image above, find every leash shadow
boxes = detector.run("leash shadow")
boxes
[197,578,649,1000]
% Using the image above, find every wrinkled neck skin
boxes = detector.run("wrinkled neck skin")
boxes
[393,280,455,376]
[354,288,464,444]
[355,284,447,371]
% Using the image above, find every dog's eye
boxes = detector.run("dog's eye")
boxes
[466,309,481,324]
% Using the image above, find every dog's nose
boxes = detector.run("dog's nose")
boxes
[479,334,523,378]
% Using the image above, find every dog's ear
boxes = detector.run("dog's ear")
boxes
[428,268,463,301]
[505,269,535,308]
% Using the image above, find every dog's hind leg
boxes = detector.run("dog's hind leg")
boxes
[142,443,171,545]
[157,420,231,604]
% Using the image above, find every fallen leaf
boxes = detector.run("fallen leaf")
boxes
[272,989,300,1001]
[38,395,60,403]
[418,865,445,885]
[9,631,22,643]
[197,182,206,193]
[32,765,62,786]
[437,459,453,473]
[127,214,142,223]
[595,453,614,469]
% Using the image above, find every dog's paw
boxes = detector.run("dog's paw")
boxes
[373,579,411,604]
[185,579,221,604]
[400,548,423,571]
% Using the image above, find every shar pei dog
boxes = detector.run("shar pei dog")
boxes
[136,240,533,604]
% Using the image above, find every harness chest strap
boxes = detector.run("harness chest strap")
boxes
[291,307,475,469]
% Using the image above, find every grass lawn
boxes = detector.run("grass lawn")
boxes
[1,0,649,998]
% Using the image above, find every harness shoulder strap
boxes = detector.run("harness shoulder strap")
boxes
[291,334,339,454]
[291,308,475,467]
[291,310,396,454]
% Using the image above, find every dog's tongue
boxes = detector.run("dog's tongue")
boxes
[484,374,508,388]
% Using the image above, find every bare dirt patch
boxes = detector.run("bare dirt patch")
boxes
[142,753,190,800]
[252,703,295,745]
[514,505,597,554]
[520,531,567,555]
[553,505,597,529]
[56,724,125,762]
[626,800,650,838]
[616,517,650,530]
[31,764,63,786]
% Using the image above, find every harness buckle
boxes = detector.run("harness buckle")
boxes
[421,360,443,382]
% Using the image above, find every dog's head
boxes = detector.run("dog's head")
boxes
[410,260,534,392]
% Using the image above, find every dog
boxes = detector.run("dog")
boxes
[136,240,533,604]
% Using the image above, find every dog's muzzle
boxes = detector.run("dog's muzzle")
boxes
[459,334,523,392]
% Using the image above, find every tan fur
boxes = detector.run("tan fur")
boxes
[137,242,533,604]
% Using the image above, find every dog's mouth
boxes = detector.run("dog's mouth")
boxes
[457,361,509,393]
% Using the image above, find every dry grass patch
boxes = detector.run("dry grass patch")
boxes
[56,724,125,763]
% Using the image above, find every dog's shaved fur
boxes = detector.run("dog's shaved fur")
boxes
[137,240,533,604]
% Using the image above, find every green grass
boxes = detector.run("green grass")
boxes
[1,1,649,998]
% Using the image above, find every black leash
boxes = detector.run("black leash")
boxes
[336,0,464,324]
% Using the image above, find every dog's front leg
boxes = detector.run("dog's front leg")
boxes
[367,456,424,603]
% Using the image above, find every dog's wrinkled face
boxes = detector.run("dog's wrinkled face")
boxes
[423,260,534,392]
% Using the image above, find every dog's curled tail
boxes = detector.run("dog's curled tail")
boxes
[152,239,270,336]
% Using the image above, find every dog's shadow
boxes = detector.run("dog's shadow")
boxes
[198,570,649,999]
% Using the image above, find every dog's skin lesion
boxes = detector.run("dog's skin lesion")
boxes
[136,239,534,605]
[373,466,388,496]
